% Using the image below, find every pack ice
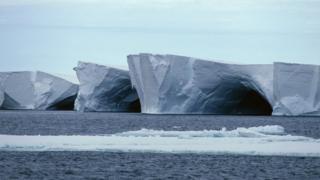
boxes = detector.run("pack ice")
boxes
[128,53,320,116]
[0,71,78,110]
[1,125,320,157]
[74,62,139,112]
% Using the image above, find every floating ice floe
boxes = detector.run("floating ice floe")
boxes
[0,71,78,110]
[74,61,140,112]
[0,125,319,157]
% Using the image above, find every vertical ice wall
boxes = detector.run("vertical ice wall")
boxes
[0,89,3,107]
[0,71,78,110]
[128,53,273,114]
[74,62,139,112]
[0,73,5,107]
[273,62,320,116]
[1,54,318,116]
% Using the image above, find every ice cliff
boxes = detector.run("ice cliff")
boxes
[0,71,78,110]
[128,53,319,116]
[0,75,4,107]
[0,54,318,116]
[273,62,320,116]
[0,89,4,107]
[74,62,140,112]
[128,54,273,115]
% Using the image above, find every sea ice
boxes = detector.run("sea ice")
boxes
[0,125,319,157]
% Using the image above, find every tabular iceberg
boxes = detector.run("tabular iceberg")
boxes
[128,53,273,115]
[0,71,78,110]
[74,62,139,112]
[273,62,320,116]
[128,53,320,116]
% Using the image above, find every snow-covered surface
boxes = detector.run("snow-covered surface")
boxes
[128,53,273,114]
[74,61,139,112]
[273,62,320,116]
[0,71,78,110]
[0,125,319,157]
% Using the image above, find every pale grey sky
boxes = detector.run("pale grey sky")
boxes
[0,0,319,74]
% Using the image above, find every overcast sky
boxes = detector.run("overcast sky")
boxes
[0,0,319,74]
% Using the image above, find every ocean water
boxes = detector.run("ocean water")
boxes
[1,151,320,180]
[0,111,319,179]
[0,111,319,137]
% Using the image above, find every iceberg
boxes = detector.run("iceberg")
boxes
[128,53,273,114]
[74,62,140,112]
[273,62,320,116]
[0,71,78,110]
[0,75,4,107]
[0,89,3,107]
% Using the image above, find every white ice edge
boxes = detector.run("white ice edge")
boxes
[0,125,319,157]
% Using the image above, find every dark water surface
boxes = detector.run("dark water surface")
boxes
[1,152,320,180]
[0,111,319,179]
[0,110,319,137]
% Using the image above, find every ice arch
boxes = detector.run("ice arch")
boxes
[127,54,273,115]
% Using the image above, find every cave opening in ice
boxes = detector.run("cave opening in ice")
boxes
[48,95,77,110]
[203,76,272,115]
[127,54,275,114]
[236,89,272,115]
[128,99,141,112]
